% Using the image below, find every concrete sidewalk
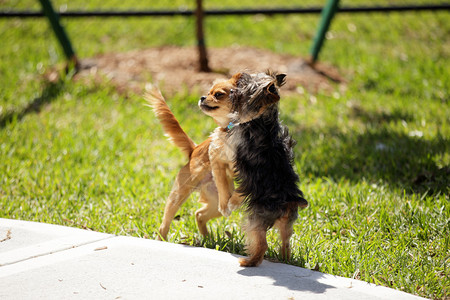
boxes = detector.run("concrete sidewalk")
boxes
[0,218,425,299]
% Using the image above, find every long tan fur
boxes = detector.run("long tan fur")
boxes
[144,87,196,158]
[144,77,240,241]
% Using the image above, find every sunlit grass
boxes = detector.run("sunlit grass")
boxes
[1,2,449,298]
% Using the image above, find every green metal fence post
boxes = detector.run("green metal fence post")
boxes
[309,0,340,64]
[38,0,79,70]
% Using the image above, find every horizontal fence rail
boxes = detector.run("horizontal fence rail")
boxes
[1,4,449,18]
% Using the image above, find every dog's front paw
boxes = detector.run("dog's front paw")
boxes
[227,201,240,213]
[228,193,243,212]
[218,204,231,217]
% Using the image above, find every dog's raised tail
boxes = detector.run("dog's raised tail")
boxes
[144,86,196,158]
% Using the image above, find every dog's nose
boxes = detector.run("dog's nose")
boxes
[200,96,206,102]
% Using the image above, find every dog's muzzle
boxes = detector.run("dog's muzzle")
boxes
[198,96,206,107]
[198,96,219,111]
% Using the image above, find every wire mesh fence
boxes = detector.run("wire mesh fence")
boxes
[2,0,448,70]
[2,0,449,16]
[1,0,448,89]
[3,0,449,10]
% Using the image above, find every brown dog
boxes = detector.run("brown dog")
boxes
[145,73,242,240]
[198,75,245,218]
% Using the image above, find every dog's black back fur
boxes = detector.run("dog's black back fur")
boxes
[230,72,307,230]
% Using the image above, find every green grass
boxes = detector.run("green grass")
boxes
[1,1,449,298]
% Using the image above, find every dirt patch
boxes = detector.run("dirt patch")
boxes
[76,46,345,96]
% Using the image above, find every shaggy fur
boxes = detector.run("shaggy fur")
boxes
[228,71,308,267]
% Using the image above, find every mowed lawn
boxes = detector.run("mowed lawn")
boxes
[0,1,449,298]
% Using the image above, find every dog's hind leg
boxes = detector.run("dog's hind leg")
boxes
[195,197,221,236]
[195,175,222,236]
[275,205,298,261]
[275,218,294,261]
[239,221,268,267]
[158,164,198,241]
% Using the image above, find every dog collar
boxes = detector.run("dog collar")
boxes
[227,122,235,131]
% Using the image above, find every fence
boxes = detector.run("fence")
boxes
[2,1,449,71]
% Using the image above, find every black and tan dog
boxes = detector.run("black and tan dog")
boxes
[146,71,306,267]
[224,71,308,267]
[145,73,242,240]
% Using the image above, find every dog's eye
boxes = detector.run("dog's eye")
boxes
[267,83,277,94]
[214,92,224,98]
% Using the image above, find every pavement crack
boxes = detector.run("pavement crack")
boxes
[0,235,116,267]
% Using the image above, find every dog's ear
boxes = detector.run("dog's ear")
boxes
[265,82,281,102]
[275,73,286,87]
[230,73,242,85]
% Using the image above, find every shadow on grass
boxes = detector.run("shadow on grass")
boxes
[288,108,449,195]
[0,79,64,129]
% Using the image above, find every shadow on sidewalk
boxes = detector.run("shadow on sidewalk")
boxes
[238,263,334,293]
